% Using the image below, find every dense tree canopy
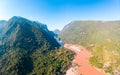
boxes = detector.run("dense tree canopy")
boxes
[0,16,74,75]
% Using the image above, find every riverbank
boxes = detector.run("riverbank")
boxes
[64,44,105,75]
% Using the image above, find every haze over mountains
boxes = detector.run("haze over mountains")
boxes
[60,21,120,75]
[0,16,74,75]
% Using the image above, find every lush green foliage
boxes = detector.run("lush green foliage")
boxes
[0,16,74,75]
[0,48,74,75]
[60,21,120,74]
[30,47,74,75]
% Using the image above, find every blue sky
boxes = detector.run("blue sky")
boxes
[0,0,120,30]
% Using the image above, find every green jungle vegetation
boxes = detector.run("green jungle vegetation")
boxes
[60,21,120,75]
[0,47,74,75]
[0,16,74,75]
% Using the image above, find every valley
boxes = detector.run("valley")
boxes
[0,16,120,75]
[60,21,120,75]
[0,0,119,75]
[65,44,105,75]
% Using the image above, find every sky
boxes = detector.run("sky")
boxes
[0,0,120,30]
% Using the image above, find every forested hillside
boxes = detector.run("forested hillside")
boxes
[60,21,120,75]
[0,16,74,75]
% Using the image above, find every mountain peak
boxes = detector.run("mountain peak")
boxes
[0,17,73,75]
[3,16,60,50]
[11,16,25,19]
[9,16,31,23]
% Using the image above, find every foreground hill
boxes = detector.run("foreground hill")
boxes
[60,21,120,75]
[0,16,74,75]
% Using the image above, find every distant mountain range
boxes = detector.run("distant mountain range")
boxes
[0,16,73,75]
[60,21,120,75]
[53,29,61,35]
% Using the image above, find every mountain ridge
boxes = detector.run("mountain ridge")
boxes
[0,16,74,75]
